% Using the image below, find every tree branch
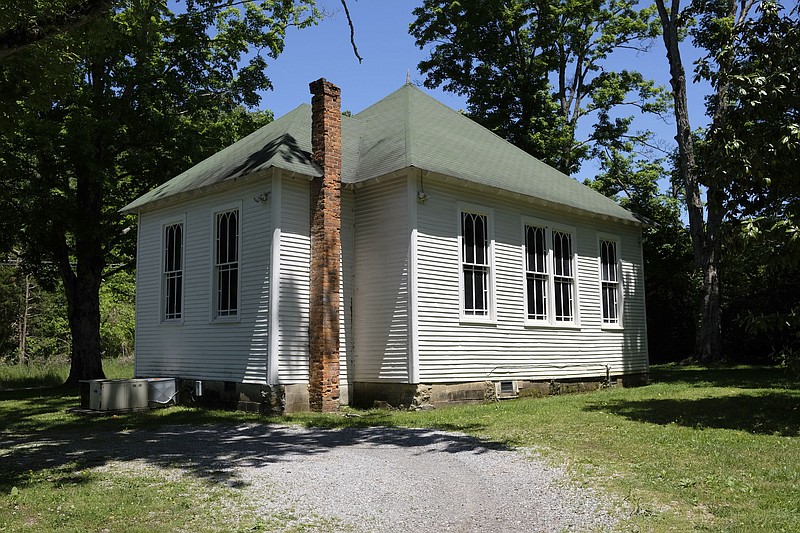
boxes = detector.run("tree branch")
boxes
[0,0,116,60]
[340,0,362,63]
[103,261,133,278]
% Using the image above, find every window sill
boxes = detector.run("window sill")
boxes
[525,322,582,330]
[459,316,497,326]
[211,315,241,324]
[601,323,624,331]
[160,319,184,326]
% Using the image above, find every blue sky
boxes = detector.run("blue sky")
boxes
[260,0,711,180]
[264,1,465,115]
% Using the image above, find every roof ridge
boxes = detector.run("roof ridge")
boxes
[341,113,366,183]
[403,84,413,169]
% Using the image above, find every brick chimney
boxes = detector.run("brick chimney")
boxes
[308,78,341,413]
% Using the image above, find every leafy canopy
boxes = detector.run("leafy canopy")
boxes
[0,0,319,381]
[410,0,668,175]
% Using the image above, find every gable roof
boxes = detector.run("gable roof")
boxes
[122,84,638,224]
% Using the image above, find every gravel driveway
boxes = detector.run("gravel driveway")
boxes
[5,423,625,531]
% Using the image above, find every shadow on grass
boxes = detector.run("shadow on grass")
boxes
[585,391,800,436]
[650,364,799,390]
[0,387,501,494]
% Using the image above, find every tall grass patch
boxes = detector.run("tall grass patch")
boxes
[0,358,133,390]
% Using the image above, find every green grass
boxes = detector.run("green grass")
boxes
[280,365,800,531]
[1,364,798,531]
[0,357,133,390]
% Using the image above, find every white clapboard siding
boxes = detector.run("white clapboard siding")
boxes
[134,177,273,384]
[414,178,648,383]
[340,188,355,385]
[276,177,352,385]
[276,175,311,383]
[352,176,410,381]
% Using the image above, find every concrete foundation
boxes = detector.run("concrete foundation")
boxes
[176,372,648,413]
[353,372,650,409]
[176,379,311,414]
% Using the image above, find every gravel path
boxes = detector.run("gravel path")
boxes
[4,423,625,531]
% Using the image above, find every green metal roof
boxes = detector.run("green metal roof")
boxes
[123,84,638,224]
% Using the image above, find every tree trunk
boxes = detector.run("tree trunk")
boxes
[655,0,724,362]
[64,270,105,385]
[18,273,30,365]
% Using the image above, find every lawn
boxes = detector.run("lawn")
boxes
[1,363,798,531]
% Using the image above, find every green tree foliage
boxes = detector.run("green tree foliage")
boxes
[701,1,800,367]
[0,0,115,59]
[653,0,800,362]
[588,152,697,361]
[0,264,23,359]
[0,0,319,384]
[0,262,70,364]
[0,262,134,365]
[99,270,135,359]
[410,0,668,175]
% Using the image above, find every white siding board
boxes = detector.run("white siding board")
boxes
[352,176,410,381]
[134,178,272,384]
[340,188,355,386]
[277,177,310,383]
[414,179,648,383]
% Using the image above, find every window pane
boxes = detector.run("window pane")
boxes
[165,227,175,272]
[553,231,572,277]
[217,214,225,264]
[462,213,474,263]
[164,223,183,320]
[218,266,237,315]
[474,214,486,264]
[601,240,618,282]
[461,211,490,317]
[554,278,573,322]
[462,212,489,266]
[602,283,619,323]
[229,267,238,313]
[475,266,486,311]
[174,274,182,316]
[463,265,488,315]
[227,211,238,262]
[525,225,547,274]
[173,224,182,271]
[527,274,547,320]
[600,240,620,323]
[215,210,239,317]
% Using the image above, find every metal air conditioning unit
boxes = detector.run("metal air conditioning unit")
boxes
[146,378,177,407]
[85,379,149,411]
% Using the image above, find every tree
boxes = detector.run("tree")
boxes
[0,0,115,59]
[410,0,667,175]
[0,262,23,361]
[654,0,798,361]
[716,1,800,366]
[589,150,697,361]
[0,0,319,384]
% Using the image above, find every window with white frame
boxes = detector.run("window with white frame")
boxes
[524,225,548,320]
[600,238,621,324]
[523,221,577,324]
[552,230,575,322]
[214,209,239,317]
[461,210,491,317]
[163,222,183,321]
